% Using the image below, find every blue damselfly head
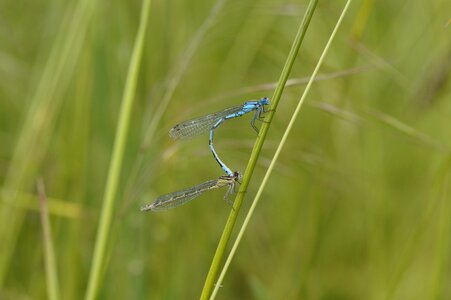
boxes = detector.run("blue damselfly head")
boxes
[260,97,270,105]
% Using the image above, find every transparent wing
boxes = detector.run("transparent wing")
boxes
[169,105,244,139]
[141,178,231,211]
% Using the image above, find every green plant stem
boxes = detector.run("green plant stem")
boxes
[211,0,353,298]
[84,0,151,299]
[37,179,60,300]
[199,1,319,299]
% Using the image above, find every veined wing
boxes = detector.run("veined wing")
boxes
[141,177,233,211]
[169,105,244,139]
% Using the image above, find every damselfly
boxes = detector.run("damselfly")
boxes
[169,98,270,176]
[141,171,242,211]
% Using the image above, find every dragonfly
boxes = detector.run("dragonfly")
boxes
[141,171,242,211]
[169,97,270,176]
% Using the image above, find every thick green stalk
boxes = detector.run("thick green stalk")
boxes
[84,0,151,299]
[199,1,319,299]
[211,0,353,298]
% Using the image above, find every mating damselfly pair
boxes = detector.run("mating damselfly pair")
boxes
[141,97,270,212]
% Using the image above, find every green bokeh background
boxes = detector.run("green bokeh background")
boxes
[1,0,450,299]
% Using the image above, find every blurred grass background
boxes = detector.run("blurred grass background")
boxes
[1,0,450,299]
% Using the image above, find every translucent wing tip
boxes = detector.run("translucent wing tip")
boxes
[168,124,195,140]
[168,126,181,139]
[142,202,174,212]
[140,202,158,212]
